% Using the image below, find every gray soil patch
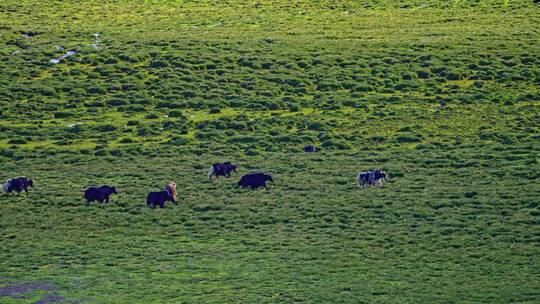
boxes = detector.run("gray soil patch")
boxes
[0,282,56,297]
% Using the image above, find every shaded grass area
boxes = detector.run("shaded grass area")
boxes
[1,146,539,302]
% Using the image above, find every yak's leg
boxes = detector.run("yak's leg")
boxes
[24,187,29,196]
[159,202,165,208]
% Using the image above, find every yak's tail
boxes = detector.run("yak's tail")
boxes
[208,166,215,179]
[2,180,10,193]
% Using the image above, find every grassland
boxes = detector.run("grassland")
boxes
[0,0,539,303]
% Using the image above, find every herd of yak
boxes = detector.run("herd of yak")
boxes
[2,159,388,208]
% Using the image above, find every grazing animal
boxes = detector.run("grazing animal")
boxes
[303,145,318,153]
[2,176,33,196]
[357,169,388,189]
[84,185,117,204]
[208,161,238,179]
[146,190,176,208]
[164,181,177,199]
[236,173,274,189]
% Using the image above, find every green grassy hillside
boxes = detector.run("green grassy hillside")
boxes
[0,0,539,303]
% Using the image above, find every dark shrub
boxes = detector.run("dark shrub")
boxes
[394,81,421,91]
[289,104,300,112]
[7,138,27,145]
[88,86,108,94]
[94,149,109,156]
[133,99,154,106]
[145,113,160,119]
[317,81,341,91]
[119,105,146,113]
[209,107,221,114]
[417,70,431,79]
[169,110,186,118]
[53,111,73,118]
[284,78,304,87]
[0,149,15,158]
[156,101,185,109]
[307,122,326,131]
[86,100,105,107]
[396,135,422,143]
[354,83,372,92]
[37,86,56,96]
[322,140,350,150]
[447,69,463,80]
[167,137,191,146]
[137,125,159,136]
[227,135,260,144]
[119,137,136,144]
[96,124,117,132]
[104,57,118,64]
[150,60,170,68]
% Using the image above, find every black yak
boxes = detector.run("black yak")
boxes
[2,176,33,196]
[147,190,176,208]
[84,185,117,204]
[208,161,238,179]
[236,173,274,189]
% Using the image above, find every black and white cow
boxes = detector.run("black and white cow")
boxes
[357,169,388,189]
[208,162,238,179]
[2,176,34,196]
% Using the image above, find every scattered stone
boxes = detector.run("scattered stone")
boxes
[50,50,76,64]
[67,123,82,128]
